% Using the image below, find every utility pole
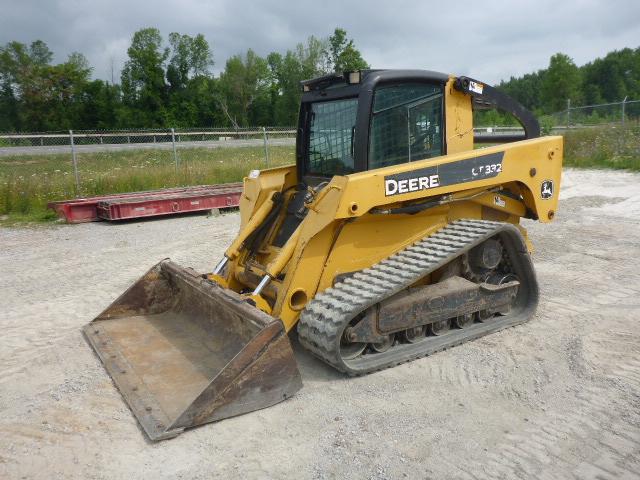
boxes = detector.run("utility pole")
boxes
[622,96,628,125]
[566,98,571,128]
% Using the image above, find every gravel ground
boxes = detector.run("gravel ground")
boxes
[1,168,639,480]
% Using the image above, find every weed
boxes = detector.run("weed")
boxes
[2,125,638,223]
[562,123,640,171]
[0,146,294,219]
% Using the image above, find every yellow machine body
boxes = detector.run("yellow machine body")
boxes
[223,77,561,330]
[85,71,562,441]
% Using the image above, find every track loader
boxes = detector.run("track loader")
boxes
[84,69,563,441]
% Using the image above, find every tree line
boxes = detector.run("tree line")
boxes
[499,48,640,114]
[0,27,367,132]
[471,48,639,127]
[0,28,638,132]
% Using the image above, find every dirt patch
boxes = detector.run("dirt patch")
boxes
[1,169,639,479]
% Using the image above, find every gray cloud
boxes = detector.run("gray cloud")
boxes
[1,0,639,85]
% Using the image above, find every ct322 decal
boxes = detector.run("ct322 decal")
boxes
[384,152,505,197]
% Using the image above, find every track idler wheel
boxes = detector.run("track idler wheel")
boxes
[429,319,451,336]
[341,320,367,360]
[370,334,395,353]
[476,310,494,322]
[402,325,427,343]
[453,313,474,329]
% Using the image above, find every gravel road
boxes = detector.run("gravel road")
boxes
[1,168,639,479]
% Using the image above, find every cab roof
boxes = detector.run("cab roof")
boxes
[300,69,451,91]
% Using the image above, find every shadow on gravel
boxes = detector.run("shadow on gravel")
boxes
[289,333,345,383]
[92,208,239,227]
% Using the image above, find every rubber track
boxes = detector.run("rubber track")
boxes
[297,219,538,375]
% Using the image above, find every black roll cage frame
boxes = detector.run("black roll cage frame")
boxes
[296,70,540,180]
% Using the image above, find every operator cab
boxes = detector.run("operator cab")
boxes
[297,70,449,185]
[296,69,540,186]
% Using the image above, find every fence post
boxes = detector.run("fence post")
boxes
[69,130,81,197]
[171,128,179,171]
[566,99,571,128]
[262,127,270,168]
[622,96,628,125]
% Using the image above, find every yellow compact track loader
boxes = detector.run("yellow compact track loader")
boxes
[84,69,563,440]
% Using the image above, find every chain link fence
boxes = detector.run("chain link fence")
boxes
[0,127,296,148]
[2,112,638,218]
[544,98,640,128]
[541,99,640,171]
[0,127,296,217]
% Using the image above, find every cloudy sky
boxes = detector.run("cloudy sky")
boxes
[1,0,639,85]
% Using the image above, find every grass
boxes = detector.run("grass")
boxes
[562,123,640,171]
[0,146,295,222]
[2,123,639,223]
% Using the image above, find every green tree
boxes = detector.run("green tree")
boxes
[582,47,640,104]
[295,35,330,77]
[0,41,55,130]
[28,40,53,65]
[78,80,122,129]
[266,50,304,125]
[44,52,93,129]
[0,82,18,131]
[165,33,215,127]
[327,28,368,73]
[498,71,544,112]
[0,42,27,130]
[190,34,214,77]
[259,28,369,126]
[217,49,269,128]
[120,28,169,126]
[541,53,582,112]
[0,41,92,130]
[166,33,191,90]
[1,28,372,131]
[166,33,213,90]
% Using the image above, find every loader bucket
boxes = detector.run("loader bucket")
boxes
[83,260,302,441]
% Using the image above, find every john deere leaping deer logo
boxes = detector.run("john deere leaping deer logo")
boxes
[541,180,554,200]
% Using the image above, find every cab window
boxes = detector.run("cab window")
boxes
[306,98,358,176]
[369,83,444,169]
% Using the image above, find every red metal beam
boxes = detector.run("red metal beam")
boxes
[97,186,242,221]
[47,183,243,223]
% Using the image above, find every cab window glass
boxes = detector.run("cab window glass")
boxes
[306,98,358,176]
[369,83,444,169]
